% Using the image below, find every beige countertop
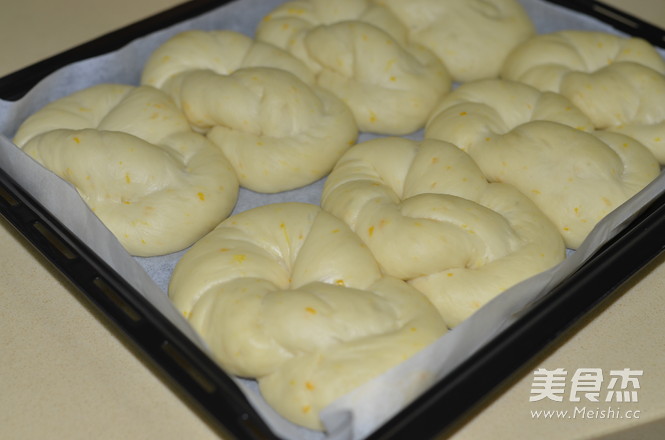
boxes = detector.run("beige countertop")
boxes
[1,1,665,439]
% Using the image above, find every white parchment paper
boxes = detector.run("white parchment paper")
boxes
[1,1,664,439]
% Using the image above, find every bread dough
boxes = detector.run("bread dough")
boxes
[13,84,239,257]
[141,29,315,87]
[256,0,410,71]
[168,202,446,430]
[256,0,451,135]
[142,31,358,192]
[142,30,358,192]
[501,30,665,163]
[374,0,535,82]
[426,79,660,248]
[304,21,450,135]
[321,137,565,326]
[156,66,357,193]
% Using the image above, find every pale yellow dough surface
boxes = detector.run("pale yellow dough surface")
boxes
[256,0,409,70]
[13,84,239,257]
[426,79,661,249]
[141,30,359,192]
[5,1,665,440]
[168,202,446,430]
[374,0,535,82]
[256,0,451,135]
[141,29,315,87]
[321,137,565,327]
[155,66,357,193]
[501,30,665,163]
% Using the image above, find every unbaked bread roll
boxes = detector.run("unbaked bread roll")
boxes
[153,66,357,193]
[321,137,565,326]
[13,84,239,257]
[142,30,358,192]
[168,202,446,430]
[373,0,535,82]
[256,0,409,71]
[141,30,358,192]
[256,0,451,135]
[141,29,315,88]
[501,30,665,163]
[425,79,660,248]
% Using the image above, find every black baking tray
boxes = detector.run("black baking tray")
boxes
[1,1,665,439]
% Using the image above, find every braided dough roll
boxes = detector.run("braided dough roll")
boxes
[141,29,315,88]
[12,84,239,257]
[169,202,446,430]
[374,0,535,82]
[426,79,660,248]
[321,137,565,327]
[501,30,665,163]
[256,0,409,71]
[256,0,451,135]
[152,66,357,193]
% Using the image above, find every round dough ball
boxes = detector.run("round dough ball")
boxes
[501,30,665,163]
[374,0,536,82]
[169,202,446,430]
[426,79,661,248]
[321,137,565,326]
[13,84,239,257]
[256,0,451,135]
[141,29,315,87]
[158,66,357,193]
